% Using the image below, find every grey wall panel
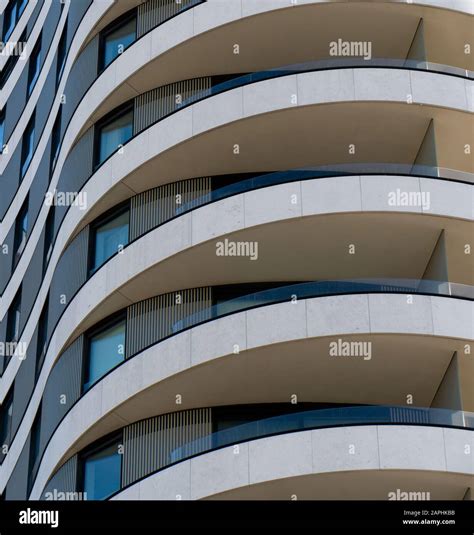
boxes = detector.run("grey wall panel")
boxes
[47,226,88,337]
[61,36,98,131]
[40,455,78,500]
[3,66,27,142]
[19,230,45,333]
[28,137,51,224]
[65,0,92,50]
[5,431,30,499]
[122,408,212,486]
[54,126,93,229]
[40,335,83,455]
[126,287,212,357]
[26,0,45,38]
[34,66,57,152]
[11,331,37,437]
[0,223,15,294]
[40,0,62,63]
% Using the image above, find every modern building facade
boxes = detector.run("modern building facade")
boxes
[0,0,472,502]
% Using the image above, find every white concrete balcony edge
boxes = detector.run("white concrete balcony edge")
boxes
[1,172,471,401]
[0,0,113,175]
[2,65,472,316]
[0,0,38,71]
[22,293,474,498]
[0,173,472,490]
[0,0,50,101]
[109,425,474,501]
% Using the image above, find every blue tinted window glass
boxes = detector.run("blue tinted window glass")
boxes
[0,111,4,153]
[3,3,18,42]
[102,17,135,68]
[27,43,41,95]
[92,209,129,271]
[18,0,28,18]
[83,442,121,500]
[98,109,133,164]
[21,119,35,177]
[85,320,125,390]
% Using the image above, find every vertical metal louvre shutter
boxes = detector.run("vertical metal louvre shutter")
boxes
[133,77,212,134]
[121,408,212,487]
[125,287,212,358]
[129,177,212,240]
[137,0,201,38]
[40,455,79,500]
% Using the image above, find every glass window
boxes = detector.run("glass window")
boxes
[90,207,129,272]
[3,1,18,42]
[3,0,28,41]
[82,437,122,500]
[0,29,25,90]
[56,23,67,86]
[0,108,5,154]
[20,113,35,178]
[50,108,62,174]
[83,317,126,391]
[6,287,21,344]
[43,206,55,272]
[0,390,13,462]
[18,0,28,18]
[13,196,28,265]
[36,296,49,378]
[28,406,42,491]
[27,36,41,96]
[100,14,136,70]
[96,106,133,166]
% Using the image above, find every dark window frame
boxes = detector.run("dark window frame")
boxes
[93,101,134,169]
[35,295,49,379]
[2,0,27,42]
[81,310,127,393]
[26,32,41,96]
[27,403,42,494]
[49,107,62,177]
[12,194,29,267]
[0,388,14,462]
[87,200,130,275]
[0,29,26,90]
[77,430,123,498]
[6,286,22,345]
[98,8,137,74]
[55,21,67,88]
[42,205,55,274]
[0,107,5,154]
[20,111,35,179]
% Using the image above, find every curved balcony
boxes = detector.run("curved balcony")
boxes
[37,404,474,500]
[3,55,472,321]
[2,162,471,386]
[7,279,471,498]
